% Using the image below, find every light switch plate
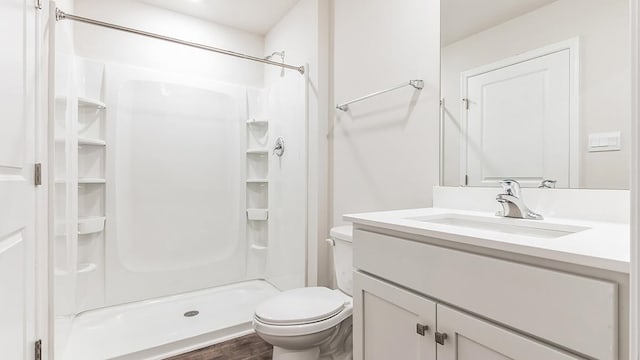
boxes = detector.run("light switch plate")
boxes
[588,131,621,152]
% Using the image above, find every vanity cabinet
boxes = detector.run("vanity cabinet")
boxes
[352,229,619,360]
[354,272,581,360]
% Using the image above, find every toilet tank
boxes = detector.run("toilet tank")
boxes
[330,226,353,296]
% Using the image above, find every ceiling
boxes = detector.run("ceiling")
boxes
[442,0,559,46]
[137,0,300,35]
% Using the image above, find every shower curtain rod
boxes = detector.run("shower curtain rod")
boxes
[55,9,306,75]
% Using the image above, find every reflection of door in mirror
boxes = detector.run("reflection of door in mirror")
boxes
[462,41,576,188]
[440,0,630,190]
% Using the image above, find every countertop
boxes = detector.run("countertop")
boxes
[344,207,630,273]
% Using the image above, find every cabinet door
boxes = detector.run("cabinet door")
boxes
[353,272,436,360]
[436,305,584,360]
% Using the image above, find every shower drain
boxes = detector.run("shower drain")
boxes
[183,310,199,317]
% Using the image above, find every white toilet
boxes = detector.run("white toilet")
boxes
[253,226,353,360]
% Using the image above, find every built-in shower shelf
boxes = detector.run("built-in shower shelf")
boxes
[250,244,268,251]
[246,179,268,184]
[246,118,269,125]
[78,96,106,110]
[246,148,269,155]
[78,178,106,184]
[54,137,107,146]
[78,216,106,235]
[78,137,106,146]
[77,263,97,274]
[247,208,268,221]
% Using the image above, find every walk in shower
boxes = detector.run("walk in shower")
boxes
[51,1,310,358]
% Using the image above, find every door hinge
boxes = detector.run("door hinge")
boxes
[35,0,42,10]
[435,332,448,345]
[416,323,429,336]
[34,163,42,186]
[35,339,42,360]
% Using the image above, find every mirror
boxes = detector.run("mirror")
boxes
[440,0,630,189]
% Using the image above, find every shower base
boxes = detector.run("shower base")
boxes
[58,280,280,360]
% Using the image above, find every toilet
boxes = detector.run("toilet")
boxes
[253,226,353,360]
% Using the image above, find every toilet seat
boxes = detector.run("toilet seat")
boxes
[255,287,347,325]
[253,288,353,337]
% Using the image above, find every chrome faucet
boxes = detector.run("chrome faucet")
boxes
[495,179,543,220]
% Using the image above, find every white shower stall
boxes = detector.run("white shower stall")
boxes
[51,0,314,358]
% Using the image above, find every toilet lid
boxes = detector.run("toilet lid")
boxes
[254,287,347,325]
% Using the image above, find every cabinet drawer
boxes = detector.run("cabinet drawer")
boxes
[353,229,617,360]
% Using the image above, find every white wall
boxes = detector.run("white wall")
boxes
[442,0,630,189]
[263,0,330,287]
[331,0,441,226]
[72,0,265,87]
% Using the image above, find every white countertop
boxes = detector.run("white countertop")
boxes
[344,207,630,273]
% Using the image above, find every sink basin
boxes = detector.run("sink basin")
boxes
[407,214,590,239]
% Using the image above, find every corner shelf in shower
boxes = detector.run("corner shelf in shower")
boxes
[54,137,106,146]
[78,178,106,184]
[78,137,106,146]
[246,118,269,125]
[78,216,106,235]
[247,208,269,221]
[56,178,107,184]
[54,95,107,109]
[245,107,270,277]
[77,263,97,274]
[246,148,269,155]
[78,96,107,110]
[54,268,69,276]
[55,266,95,276]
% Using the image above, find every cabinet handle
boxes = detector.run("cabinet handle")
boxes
[416,323,429,336]
[435,332,448,345]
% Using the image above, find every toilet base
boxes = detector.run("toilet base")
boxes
[273,346,320,360]
[269,318,353,360]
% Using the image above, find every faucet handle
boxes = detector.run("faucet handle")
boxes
[499,179,521,198]
[538,179,557,189]
[272,137,285,157]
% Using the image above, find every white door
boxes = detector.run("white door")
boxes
[436,305,583,360]
[0,0,38,358]
[353,272,436,360]
[463,47,573,188]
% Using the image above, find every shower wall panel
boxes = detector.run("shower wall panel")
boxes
[264,69,307,291]
[105,65,247,305]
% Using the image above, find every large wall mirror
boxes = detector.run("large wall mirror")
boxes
[440,0,630,189]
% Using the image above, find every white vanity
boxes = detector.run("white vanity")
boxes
[368,0,633,357]
[346,187,630,360]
